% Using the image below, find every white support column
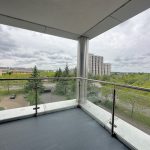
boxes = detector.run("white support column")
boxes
[77,36,89,104]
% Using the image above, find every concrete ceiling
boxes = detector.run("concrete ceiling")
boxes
[0,0,149,40]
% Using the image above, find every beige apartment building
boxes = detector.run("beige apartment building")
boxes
[88,54,111,76]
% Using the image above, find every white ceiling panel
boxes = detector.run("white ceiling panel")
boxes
[0,14,45,33]
[83,17,120,39]
[111,0,150,22]
[0,0,149,40]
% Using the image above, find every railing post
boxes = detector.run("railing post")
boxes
[78,79,81,107]
[35,81,38,116]
[111,85,116,136]
[33,79,40,117]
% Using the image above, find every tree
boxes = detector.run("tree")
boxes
[55,68,62,77]
[128,97,136,119]
[6,69,12,93]
[87,82,100,103]
[25,66,44,105]
[54,65,76,99]
[54,79,76,99]
[63,64,69,76]
[55,68,63,81]
[58,68,62,76]
[74,67,77,76]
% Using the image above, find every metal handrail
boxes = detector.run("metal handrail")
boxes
[0,76,149,92]
[78,77,150,92]
[0,77,77,81]
[77,77,150,136]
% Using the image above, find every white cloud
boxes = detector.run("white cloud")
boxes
[90,8,150,72]
[0,8,150,72]
[0,25,77,70]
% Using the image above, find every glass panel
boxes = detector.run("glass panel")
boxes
[87,80,114,129]
[0,80,28,110]
[87,81,114,113]
[115,87,150,135]
[38,78,76,112]
[0,79,35,120]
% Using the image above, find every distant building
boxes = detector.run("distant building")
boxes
[0,69,2,76]
[0,67,10,75]
[0,67,32,75]
[11,67,32,74]
[88,54,111,76]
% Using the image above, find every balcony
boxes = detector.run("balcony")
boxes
[0,0,150,149]
[0,77,150,150]
[0,108,129,150]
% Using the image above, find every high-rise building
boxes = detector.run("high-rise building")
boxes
[88,54,111,76]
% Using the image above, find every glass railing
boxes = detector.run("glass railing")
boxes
[39,77,76,113]
[0,76,149,137]
[115,86,150,135]
[85,78,150,136]
[87,80,113,113]
[0,79,32,110]
[0,77,77,120]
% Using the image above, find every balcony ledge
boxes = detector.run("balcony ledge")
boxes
[0,99,78,123]
[80,100,150,150]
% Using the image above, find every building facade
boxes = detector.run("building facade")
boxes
[88,54,111,76]
[0,70,2,76]
[0,67,32,75]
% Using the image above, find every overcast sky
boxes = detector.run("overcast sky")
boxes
[0,8,150,72]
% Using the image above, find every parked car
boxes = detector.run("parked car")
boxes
[10,94,16,99]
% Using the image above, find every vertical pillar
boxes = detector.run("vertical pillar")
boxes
[77,36,89,104]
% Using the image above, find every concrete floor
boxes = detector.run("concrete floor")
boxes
[0,108,129,150]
